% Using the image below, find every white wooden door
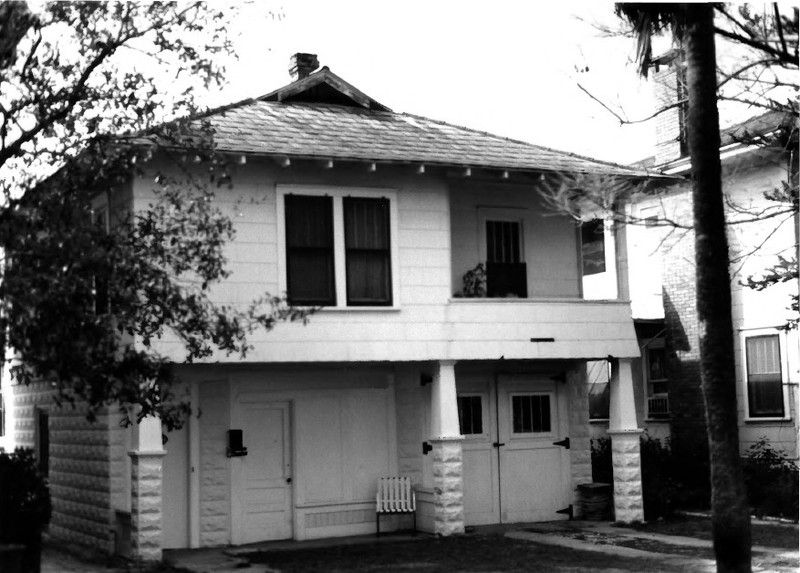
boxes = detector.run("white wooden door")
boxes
[236,401,293,544]
[459,385,500,525]
[497,376,570,523]
[459,374,570,526]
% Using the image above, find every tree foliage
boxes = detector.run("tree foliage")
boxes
[0,2,305,429]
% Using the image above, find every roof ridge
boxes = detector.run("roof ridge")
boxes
[398,111,644,173]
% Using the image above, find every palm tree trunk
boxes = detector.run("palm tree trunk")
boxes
[684,5,752,572]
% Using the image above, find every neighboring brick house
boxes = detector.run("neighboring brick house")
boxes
[591,50,799,471]
[5,54,666,560]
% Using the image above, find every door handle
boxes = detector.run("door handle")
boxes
[492,442,505,448]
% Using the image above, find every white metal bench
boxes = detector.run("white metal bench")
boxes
[375,476,416,536]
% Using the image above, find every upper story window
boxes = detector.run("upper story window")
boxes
[278,186,398,308]
[285,195,336,305]
[93,207,110,315]
[581,219,606,277]
[485,219,527,298]
[745,333,785,418]
[343,197,391,306]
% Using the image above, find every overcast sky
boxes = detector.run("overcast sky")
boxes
[213,0,665,166]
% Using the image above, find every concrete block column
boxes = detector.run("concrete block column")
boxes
[429,361,465,536]
[608,358,644,523]
[129,414,166,562]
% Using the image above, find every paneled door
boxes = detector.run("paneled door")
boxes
[459,373,571,525]
[497,376,571,523]
[234,400,293,544]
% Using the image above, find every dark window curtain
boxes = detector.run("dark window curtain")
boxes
[285,195,336,305]
[746,335,784,417]
[344,197,391,306]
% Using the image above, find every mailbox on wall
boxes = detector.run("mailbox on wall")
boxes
[226,429,248,457]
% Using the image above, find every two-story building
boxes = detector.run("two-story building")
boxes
[7,54,664,560]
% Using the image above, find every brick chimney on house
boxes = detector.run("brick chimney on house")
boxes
[651,49,688,165]
[289,53,320,80]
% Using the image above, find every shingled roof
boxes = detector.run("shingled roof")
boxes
[196,67,660,178]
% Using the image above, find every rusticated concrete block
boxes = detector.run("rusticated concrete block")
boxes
[130,452,166,561]
[430,439,465,536]
[608,431,644,523]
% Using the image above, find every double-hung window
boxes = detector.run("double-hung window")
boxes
[485,219,527,298]
[344,197,392,305]
[284,195,336,305]
[280,187,396,308]
[744,333,785,418]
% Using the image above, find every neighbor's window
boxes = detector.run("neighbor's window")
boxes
[93,207,110,315]
[512,394,551,433]
[457,395,483,435]
[284,194,336,305]
[581,219,606,276]
[645,344,670,419]
[746,334,784,418]
[485,219,527,297]
[344,197,392,306]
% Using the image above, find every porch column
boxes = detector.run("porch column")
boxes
[608,358,644,523]
[429,360,465,536]
[129,414,166,562]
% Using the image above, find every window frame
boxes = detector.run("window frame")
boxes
[277,185,399,310]
[477,207,527,299]
[457,393,489,439]
[508,392,555,437]
[741,328,791,422]
[642,338,670,420]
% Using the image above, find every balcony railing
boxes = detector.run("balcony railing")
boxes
[486,262,527,298]
[647,395,670,419]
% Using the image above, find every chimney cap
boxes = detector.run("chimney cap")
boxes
[289,53,320,80]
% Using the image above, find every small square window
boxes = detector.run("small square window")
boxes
[512,395,551,433]
[457,395,483,435]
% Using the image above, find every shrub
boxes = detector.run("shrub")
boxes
[590,437,613,484]
[0,448,52,573]
[639,434,682,520]
[742,437,799,520]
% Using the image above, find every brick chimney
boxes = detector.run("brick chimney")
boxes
[289,53,320,80]
[651,49,688,165]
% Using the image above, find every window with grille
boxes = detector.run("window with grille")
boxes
[457,395,483,435]
[511,394,551,433]
[344,197,392,306]
[485,220,527,297]
[746,334,784,417]
[646,345,670,418]
[284,194,336,305]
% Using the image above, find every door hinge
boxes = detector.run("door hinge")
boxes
[553,437,570,449]
[556,504,573,519]
[492,442,506,448]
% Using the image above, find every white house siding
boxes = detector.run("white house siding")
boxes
[131,159,641,365]
[162,364,401,546]
[449,182,581,299]
[726,160,799,458]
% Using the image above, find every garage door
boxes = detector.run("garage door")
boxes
[459,373,571,525]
